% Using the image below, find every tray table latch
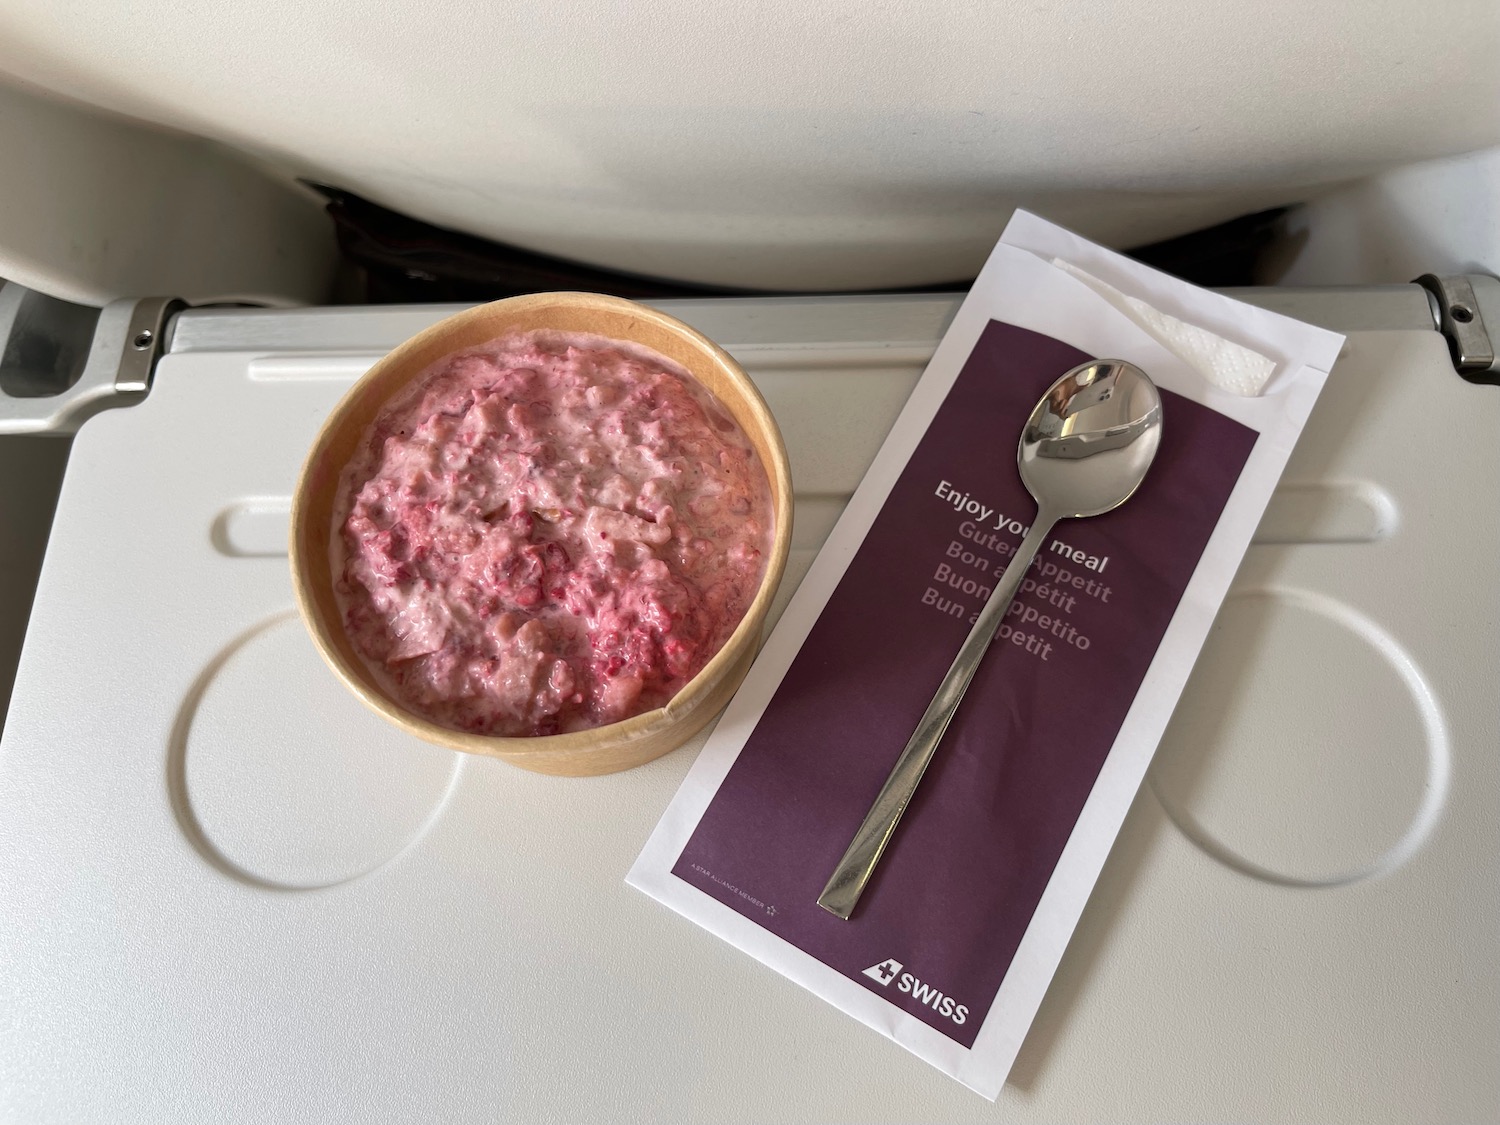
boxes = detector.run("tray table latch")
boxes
[1416,274,1500,386]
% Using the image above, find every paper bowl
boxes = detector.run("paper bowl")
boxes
[290,292,792,776]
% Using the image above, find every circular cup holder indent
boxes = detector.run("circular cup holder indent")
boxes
[172,613,462,890]
[1150,588,1448,888]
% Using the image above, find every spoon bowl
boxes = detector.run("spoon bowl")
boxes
[1021,359,1163,520]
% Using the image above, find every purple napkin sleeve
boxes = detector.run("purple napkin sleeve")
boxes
[670,320,1257,1047]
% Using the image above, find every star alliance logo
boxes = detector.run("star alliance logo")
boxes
[862,958,903,987]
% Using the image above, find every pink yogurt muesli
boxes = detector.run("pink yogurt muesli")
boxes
[335,331,773,736]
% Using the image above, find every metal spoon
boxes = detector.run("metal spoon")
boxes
[817,359,1164,920]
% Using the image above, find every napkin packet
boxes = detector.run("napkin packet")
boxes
[628,211,1345,1098]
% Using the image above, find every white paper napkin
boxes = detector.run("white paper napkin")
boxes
[1051,258,1277,396]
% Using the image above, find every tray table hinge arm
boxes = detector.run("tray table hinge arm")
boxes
[0,281,185,435]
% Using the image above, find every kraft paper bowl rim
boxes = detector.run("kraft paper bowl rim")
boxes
[289,292,792,775]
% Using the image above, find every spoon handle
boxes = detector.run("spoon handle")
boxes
[817,512,1059,920]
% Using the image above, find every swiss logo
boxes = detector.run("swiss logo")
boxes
[861,958,904,987]
[858,957,971,1025]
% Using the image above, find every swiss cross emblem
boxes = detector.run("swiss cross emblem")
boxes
[861,958,903,987]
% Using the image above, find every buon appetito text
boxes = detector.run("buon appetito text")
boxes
[924,478,1113,661]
